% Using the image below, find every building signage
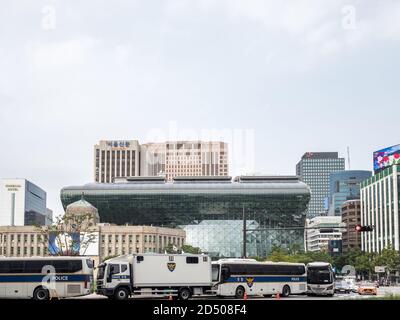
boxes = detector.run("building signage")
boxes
[5,184,21,191]
[106,141,131,148]
[375,266,385,273]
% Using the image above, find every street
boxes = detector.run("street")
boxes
[74,286,400,300]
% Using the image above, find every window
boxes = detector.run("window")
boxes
[186,257,199,264]
[121,265,128,273]
[24,260,49,273]
[51,260,83,273]
[8,261,24,273]
[137,256,144,263]
[109,264,120,275]
[86,259,94,269]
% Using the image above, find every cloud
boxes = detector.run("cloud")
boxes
[29,36,100,70]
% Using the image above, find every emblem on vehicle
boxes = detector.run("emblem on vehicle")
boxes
[167,263,176,272]
[246,277,254,288]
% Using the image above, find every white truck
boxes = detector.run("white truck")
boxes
[96,253,212,300]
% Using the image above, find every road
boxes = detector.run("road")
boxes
[74,286,400,300]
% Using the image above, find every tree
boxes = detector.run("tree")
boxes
[181,244,202,254]
[164,244,202,254]
[267,247,292,262]
[373,244,400,275]
[354,253,374,279]
[36,212,98,256]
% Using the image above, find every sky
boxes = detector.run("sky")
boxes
[0,0,399,216]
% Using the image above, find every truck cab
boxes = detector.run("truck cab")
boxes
[96,258,132,300]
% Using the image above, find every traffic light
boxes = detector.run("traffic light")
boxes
[355,225,374,232]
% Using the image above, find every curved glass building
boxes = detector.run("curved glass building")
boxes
[60,176,310,257]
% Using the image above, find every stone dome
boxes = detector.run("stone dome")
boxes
[65,196,100,224]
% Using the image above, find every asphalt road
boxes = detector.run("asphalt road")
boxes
[75,286,400,300]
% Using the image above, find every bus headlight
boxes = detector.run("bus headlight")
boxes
[327,285,334,290]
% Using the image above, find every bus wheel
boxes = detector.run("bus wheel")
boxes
[235,286,245,299]
[281,285,291,297]
[178,288,192,300]
[114,287,129,300]
[33,287,50,301]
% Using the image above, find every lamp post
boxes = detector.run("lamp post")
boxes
[242,205,247,258]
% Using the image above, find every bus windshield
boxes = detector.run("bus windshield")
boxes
[307,267,333,284]
[212,264,220,282]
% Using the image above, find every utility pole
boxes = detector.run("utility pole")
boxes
[242,205,246,258]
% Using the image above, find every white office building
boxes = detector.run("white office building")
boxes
[0,179,49,226]
[360,164,400,252]
[94,140,141,183]
[305,216,342,252]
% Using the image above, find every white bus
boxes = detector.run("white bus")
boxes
[306,262,335,296]
[211,259,307,298]
[0,256,94,300]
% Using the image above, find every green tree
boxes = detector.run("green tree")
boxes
[164,243,202,254]
[181,244,202,254]
[373,244,400,275]
[267,247,291,262]
[36,212,98,256]
[355,253,374,279]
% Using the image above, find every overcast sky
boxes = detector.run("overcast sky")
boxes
[0,0,399,216]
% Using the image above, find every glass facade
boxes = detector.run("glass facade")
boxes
[60,177,310,257]
[328,170,372,216]
[0,179,47,226]
[296,152,345,217]
[24,181,47,225]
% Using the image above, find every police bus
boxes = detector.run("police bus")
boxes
[306,262,335,296]
[211,259,307,298]
[0,256,94,300]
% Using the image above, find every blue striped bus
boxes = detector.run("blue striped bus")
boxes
[211,259,307,298]
[0,257,94,300]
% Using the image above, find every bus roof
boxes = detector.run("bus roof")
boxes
[213,259,305,266]
[0,256,90,260]
[306,262,332,267]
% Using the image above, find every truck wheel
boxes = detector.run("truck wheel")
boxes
[114,287,129,300]
[281,285,291,297]
[33,287,50,301]
[178,288,192,300]
[235,286,245,299]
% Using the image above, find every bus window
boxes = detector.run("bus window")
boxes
[221,266,230,281]
[212,265,220,282]
[0,261,10,273]
[9,261,24,273]
[24,260,48,273]
[86,259,94,269]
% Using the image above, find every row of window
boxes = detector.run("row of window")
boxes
[224,263,306,276]
[0,246,45,256]
[101,235,183,245]
[0,234,42,243]
[0,260,82,274]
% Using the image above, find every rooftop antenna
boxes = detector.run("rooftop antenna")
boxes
[347,146,351,170]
